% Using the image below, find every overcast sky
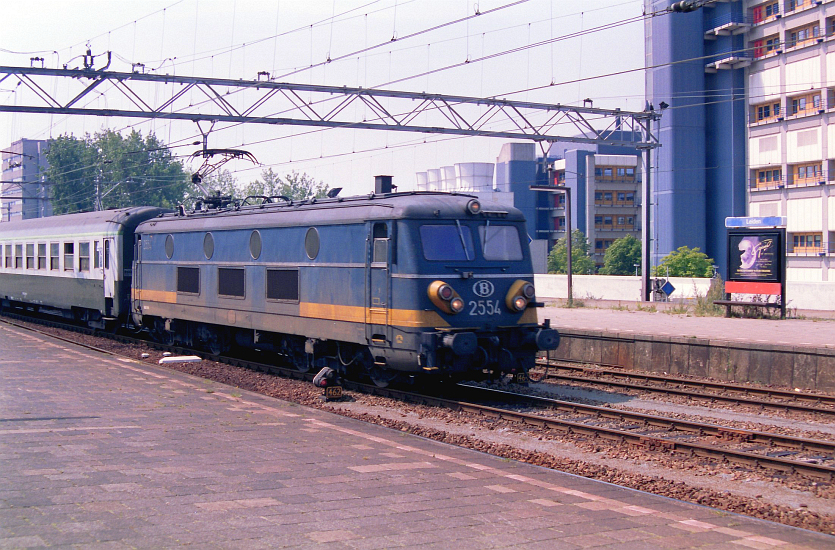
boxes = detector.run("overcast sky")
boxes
[1,0,646,196]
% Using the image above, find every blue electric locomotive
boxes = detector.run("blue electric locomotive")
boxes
[131,191,558,384]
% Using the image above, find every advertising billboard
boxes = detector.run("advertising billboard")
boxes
[727,229,784,283]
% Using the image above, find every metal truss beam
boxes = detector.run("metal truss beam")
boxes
[0,66,661,149]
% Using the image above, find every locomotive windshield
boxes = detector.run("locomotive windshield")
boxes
[479,223,523,261]
[420,224,475,260]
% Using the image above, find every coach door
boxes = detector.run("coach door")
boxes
[102,237,117,314]
[366,222,390,345]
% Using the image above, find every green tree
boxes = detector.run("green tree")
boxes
[547,230,595,274]
[599,235,642,275]
[243,169,329,201]
[653,246,715,277]
[46,130,188,214]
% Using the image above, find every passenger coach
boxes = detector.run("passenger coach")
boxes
[0,207,166,328]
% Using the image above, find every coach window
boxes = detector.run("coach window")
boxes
[3,245,9,268]
[50,243,60,270]
[15,244,23,269]
[79,242,90,271]
[37,244,47,269]
[94,241,101,269]
[64,243,74,271]
[26,244,35,269]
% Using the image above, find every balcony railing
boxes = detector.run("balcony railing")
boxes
[787,244,833,256]
[750,172,830,190]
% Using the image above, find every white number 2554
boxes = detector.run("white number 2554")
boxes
[469,300,500,316]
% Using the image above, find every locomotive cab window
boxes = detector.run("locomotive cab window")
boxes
[218,267,245,298]
[372,222,388,264]
[177,267,200,295]
[420,224,474,261]
[479,225,523,261]
[63,243,74,271]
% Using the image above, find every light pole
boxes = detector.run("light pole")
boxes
[634,263,640,277]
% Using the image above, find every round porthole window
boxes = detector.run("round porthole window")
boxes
[249,230,262,260]
[164,234,174,259]
[304,227,319,260]
[203,232,214,259]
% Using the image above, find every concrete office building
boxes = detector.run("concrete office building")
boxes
[1,138,51,222]
[645,0,835,281]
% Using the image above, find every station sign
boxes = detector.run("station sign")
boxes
[725,216,786,228]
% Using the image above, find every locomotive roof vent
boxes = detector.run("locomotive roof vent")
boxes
[375,175,395,194]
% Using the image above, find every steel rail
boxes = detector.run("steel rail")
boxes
[3,312,834,481]
[532,364,835,418]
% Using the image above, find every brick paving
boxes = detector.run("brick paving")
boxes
[1,321,833,549]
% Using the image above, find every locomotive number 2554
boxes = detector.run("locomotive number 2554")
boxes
[469,300,500,315]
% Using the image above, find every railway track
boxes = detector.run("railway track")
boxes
[533,359,835,417]
[4,312,834,482]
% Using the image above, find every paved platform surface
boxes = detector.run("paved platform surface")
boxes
[2,321,834,549]
[539,305,835,350]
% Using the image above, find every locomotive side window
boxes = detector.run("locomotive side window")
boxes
[4,244,10,268]
[63,243,74,271]
[218,267,245,298]
[164,235,174,259]
[177,267,200,295]
[419,225,474,261]
[26,244,35,269]
[50,243,59,270]
[203,233,214,260]
[266,269,299,302]
[249,231,262,260]
[79,242,90,271]
[37,244,47,270]
[305,227,320,260]
[15,244,24,268]
[478,225,523,261]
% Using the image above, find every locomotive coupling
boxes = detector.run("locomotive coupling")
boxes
[440,332,478,356]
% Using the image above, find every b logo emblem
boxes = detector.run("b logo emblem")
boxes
[473,280,494,297]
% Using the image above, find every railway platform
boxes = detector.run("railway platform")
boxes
[2,322,834,549]
[539,304,835,392]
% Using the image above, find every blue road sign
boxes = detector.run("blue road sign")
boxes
[661,281,675,296]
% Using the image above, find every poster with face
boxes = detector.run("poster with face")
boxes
[727,230,781,282]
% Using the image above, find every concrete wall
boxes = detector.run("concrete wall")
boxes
[534,274,835,312]
[548,329,835,392]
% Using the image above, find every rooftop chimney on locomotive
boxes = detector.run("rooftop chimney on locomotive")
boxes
[375,175,395,194]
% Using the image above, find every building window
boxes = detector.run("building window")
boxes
[790,93,821,116]
[37,243,46,269]
[555,194,566,207]
[792,233,822,253]
[25,243,35,269]
[50,243,59,270]
[754,168,782,188]
[64,243,74,271]
[787,23,820,49]
[787,0,807,12]
[792,163,822,185]
[753,1,779,24]
[555,217,565,230]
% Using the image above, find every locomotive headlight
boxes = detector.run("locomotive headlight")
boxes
[438,284,454,301]
[428,280,464,315]
[466,199,481,215]
[505,279,535,313]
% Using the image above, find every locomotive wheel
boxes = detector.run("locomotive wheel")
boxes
[369,366,397,388]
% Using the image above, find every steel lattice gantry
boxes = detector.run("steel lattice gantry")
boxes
[0,66,660,149]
